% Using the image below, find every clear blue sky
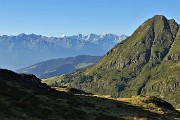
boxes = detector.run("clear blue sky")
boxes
[0,0,179,37]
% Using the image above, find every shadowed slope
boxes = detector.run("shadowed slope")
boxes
[0,68,180,119]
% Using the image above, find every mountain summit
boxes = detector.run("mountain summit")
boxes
[44,15,180,109]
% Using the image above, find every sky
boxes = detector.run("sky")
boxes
[0,0,180,37]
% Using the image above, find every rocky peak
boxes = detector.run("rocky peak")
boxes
[68,15,179,96]
[41,15,180,109]
[100,15,179,71]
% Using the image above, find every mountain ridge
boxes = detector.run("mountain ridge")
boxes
[43,15,180,109]
[0,33,128,70]
[16,55,101,78]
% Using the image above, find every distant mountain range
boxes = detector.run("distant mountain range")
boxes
[0,33,128,70]
[16,55,101,78]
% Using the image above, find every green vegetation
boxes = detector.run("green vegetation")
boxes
[43,15,180,109]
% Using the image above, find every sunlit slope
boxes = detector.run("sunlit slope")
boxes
[43,15,180,108]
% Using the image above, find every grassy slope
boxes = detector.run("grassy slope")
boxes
[43,16,180,109]
[140,25,180,108]
[53,87,180,120]
[1,69,180,120]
